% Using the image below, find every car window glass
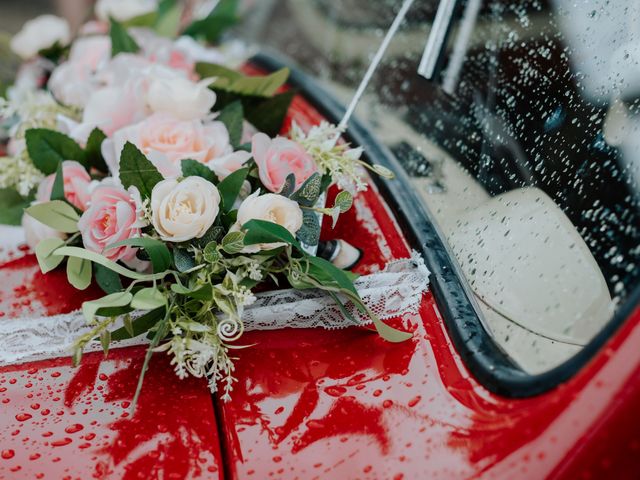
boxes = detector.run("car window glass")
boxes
[238,0,640,374]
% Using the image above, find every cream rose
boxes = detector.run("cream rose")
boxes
[10,15,71,60]
[235,191,303,252]
[146,76,216,120]
[95,0,158,23]
[151,177,221,242]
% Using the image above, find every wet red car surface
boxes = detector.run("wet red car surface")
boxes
[1,62,639,480]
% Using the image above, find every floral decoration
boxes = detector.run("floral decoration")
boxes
[0,0,409,405]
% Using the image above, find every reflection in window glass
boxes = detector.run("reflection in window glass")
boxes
[238,0,640,373]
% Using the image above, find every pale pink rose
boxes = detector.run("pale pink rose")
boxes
[80,58,191,137]
[146,75,216,120]
[209,151,252,180]
[82,85,148,136]
[48,36,110,107]
[106,113,236,178]
[78,20,109,36]
[77,185,140,262]
[69,35,111,71]
[36,160,92,211]
[251,133,318,193]
[131,28,195,78]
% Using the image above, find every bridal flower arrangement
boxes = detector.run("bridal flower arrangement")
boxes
[0,0,410,404]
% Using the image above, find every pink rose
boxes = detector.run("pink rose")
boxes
[36,160,92,211]
[251,133,318,193]
[77,185,141,262]
[106,113,242,178]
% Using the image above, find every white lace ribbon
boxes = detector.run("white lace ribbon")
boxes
[0,251,429,366]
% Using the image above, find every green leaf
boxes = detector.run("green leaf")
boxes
[196,63,289,97]
[184,0,239,43]
[100,329,111,355]
[123,314,134,337]
[217,167,248,212]
[82,292,133,324]
[123,11,158,28]
[171,283,213,300]
[95,263,123,294]
[119,142,163,199]
[243,219,302,250]
[181,159,217,183]
[173,248,196,272]
[66,256,92,290]
[216,100,243,147]
[84,128,108,172]
[245,90,295,137]
[221,231,245,254]
[54,246,170,281]
[279,173,296,197]
[334,190,353,213]
[25,128,85,174]
[371,164,395,179]
[110,18,140,56]
[50,162,65,202]
[34,238,65,273]
[156,0,180,37]
[106,236,172,273]
[131,287,166,310]
[297,210,320,246]
[369,315,413,343]
[0,188,31,226]
[203,242,220,263]
[307,255,358,295]
[194,225,225,248]
[290,172,322,207]
[25,200,80,233]
[111,307,165,340]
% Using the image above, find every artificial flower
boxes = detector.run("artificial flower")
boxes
[151,177,221,242]
[10,15,71,60]
[36,161,92,211]
[251,133,318,193]
[77,184,141,262]
[105,113,239,178]
[95,0,158,23]
[48,36,111,108]
[146,76,216,120]
[234,191,303,252]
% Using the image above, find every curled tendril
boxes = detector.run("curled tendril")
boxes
[217,317,244,343]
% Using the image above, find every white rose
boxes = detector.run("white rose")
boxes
[10,15,71,60]
[151,177,221,242]
[147,76,216,120]
[235,191,303,252]
[49,62,95,108]
[95,0,158,23]
[22,204,66,250]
